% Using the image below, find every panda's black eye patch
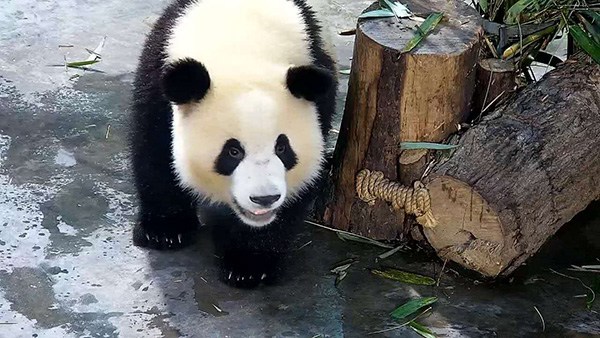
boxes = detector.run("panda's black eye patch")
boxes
[275,143,286,154]
[214,139,245,176]
[275,134,297,170]
[228,147,243,160]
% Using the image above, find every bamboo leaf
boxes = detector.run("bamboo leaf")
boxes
[331,257,358,270]
[409,321,437,338]
[479,0,488,13]
[337,232,393,248]
[372,268,436,285]
[85,36,106,62]
[503,0,536,24]
[390,297,438,320]
[331,263,353,274]
[380,0,412,18]
[582,10,600,26]
[569,25,600,65]
[66,60,100,68]
[335,270,348,286]
[401,12,444,53]
[339,68,351,75]
[400,141,458,150]
[306,220,394,248]
[358,9,395,19]
[378,246,403,259]
[330,258,357,287]
[577,13,600,46]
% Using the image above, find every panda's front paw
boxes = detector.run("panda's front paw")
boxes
[132,214,199,250]
[218,252,280,288]
[221,268,269,289]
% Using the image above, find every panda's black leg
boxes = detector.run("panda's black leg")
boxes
[132,198,200,250]
[131,165,200,250]
[215,226,289,288]
[130,150,200,250]
[207,202,307,288]
[130,105,200,250]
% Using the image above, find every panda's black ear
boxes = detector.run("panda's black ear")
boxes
[160,58,211,104]
[286,65,334,102]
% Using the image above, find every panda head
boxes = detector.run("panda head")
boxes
[161,58,334,227]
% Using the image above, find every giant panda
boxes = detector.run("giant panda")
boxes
[129,0,337,288]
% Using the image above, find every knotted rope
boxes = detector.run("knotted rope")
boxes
[355,169,437,228]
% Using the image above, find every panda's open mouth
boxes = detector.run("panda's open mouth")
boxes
[232,199,278,225]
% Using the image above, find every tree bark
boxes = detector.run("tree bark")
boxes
[471,58,518,118]
[423,54,600,277]
[318,0,483,240]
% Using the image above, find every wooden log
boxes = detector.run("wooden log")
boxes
[471,58,518,118]
[423,54,600,277]
[319,0,483,240]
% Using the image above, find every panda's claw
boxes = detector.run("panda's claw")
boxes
[228,271,232,280]
[132,215,199,251]
[261,273,267,280]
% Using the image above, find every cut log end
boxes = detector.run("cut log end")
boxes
[472,58,517,116]
[423,54,600,278]
[423,176,510,277]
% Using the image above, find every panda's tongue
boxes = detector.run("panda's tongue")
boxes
[252,209,270,215]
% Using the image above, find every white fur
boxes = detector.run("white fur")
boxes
[166,0,313,84]
[166,0,326,226]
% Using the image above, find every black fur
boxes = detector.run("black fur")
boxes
[129,0,202,251]
[205,183,319,288]
[286,65,334,101]
[275,134,297,170]
[161,58,211,105]
[129,0,337,288]
[214,139,245,176]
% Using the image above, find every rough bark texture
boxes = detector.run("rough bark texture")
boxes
[472,58,517,118]
[318,0,483,240]
[423,54,600,277]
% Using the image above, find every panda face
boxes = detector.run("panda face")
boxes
[214,134,294,226]
[166,61,332,227]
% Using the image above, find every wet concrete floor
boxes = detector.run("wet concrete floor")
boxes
[1,0,599,337]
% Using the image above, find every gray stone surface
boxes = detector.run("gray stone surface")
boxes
[1,0,599,337]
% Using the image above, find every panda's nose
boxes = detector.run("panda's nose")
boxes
[250,194,281,207]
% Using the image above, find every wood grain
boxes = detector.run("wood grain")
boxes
[320,0,483,240]
[424,54,600,277]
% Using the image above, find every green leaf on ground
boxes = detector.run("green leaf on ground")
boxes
[409,321,437,338]
[66,60,100,68]
[390,297,438,320]
[372,268,436,285]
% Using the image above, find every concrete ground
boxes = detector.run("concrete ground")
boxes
[1,0,599,337]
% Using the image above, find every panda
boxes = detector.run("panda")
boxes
[129,0,337,288]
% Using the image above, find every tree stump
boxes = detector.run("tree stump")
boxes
[471,58,518,118]
[423,54,600,277]
[320,0,483,240]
